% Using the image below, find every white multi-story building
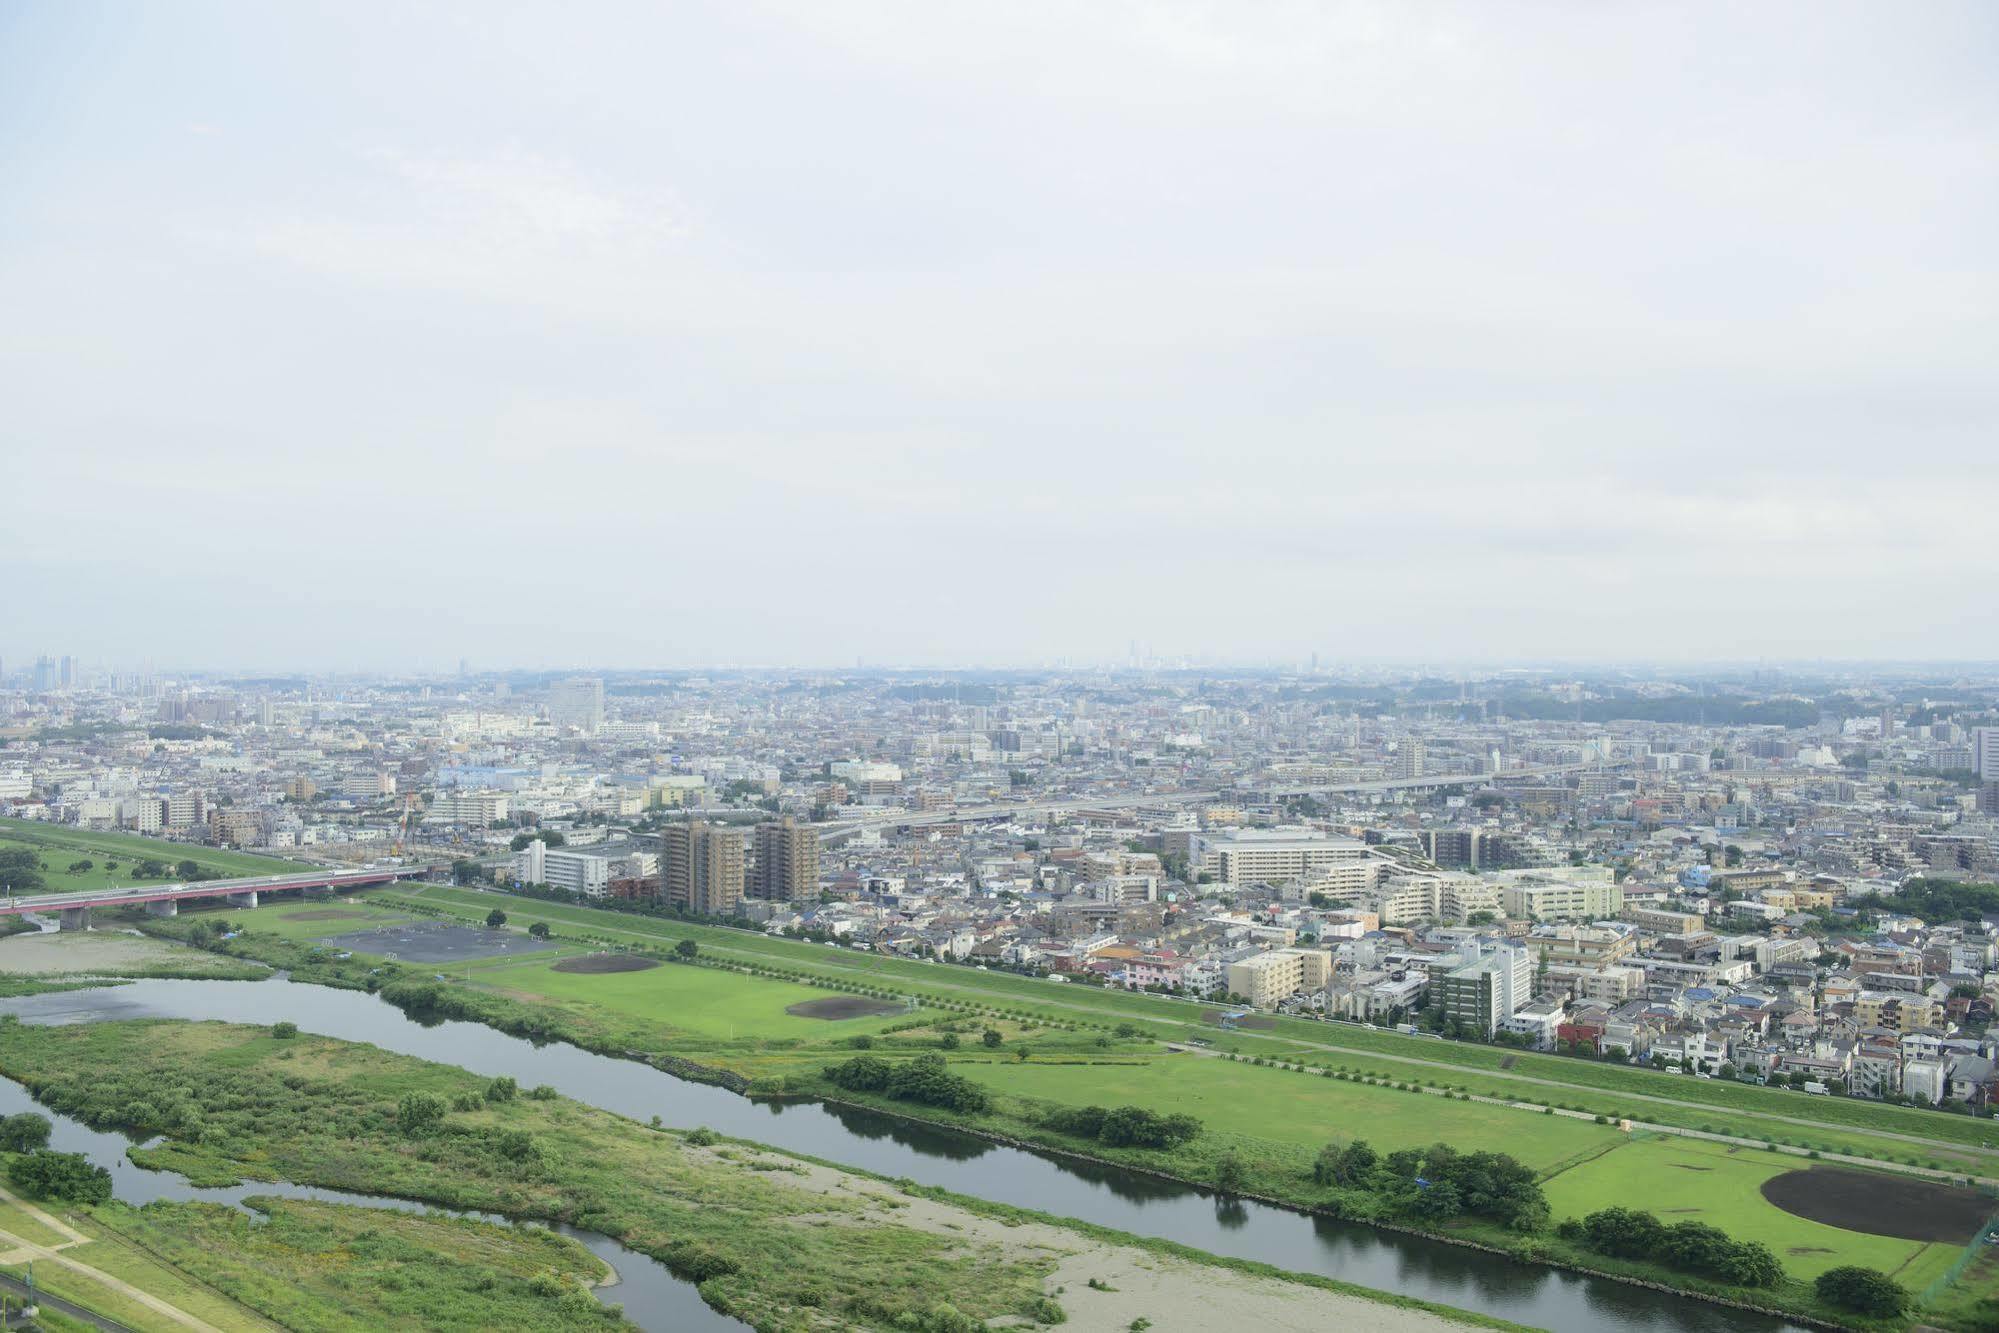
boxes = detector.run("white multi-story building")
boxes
[1199,832,1369,887]
[424,791,511,827]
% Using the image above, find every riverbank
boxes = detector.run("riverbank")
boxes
[117,903,1977,1329]
[0,1017,1528,1333]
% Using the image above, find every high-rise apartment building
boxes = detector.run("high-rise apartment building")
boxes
[1393,739,1426,780]
[752,817,820,903]
[31,657,56,692]
[548,677,604,735]
[1976,728,1999,783]
[58,656,77,689]
[1437,944,1533,1036]
[663,822,744,916]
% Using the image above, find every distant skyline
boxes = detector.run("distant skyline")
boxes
[5,2,1996,670]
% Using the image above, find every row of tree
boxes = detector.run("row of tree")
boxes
[1559,1206,1782,1287]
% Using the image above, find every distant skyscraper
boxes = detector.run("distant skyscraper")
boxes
[752,817,821,903]
[662,822,744,915]
[31,657,56,692]
[58,655,76,689]
[547,677,604,734]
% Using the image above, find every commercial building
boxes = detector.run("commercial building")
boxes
[752,817,820,903]
[663,822,745,916]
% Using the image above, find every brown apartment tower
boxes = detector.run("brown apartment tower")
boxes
[752,816,821,903]
[662,822,744,915]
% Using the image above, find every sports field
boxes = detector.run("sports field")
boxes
[221,897,422,941]
[474,952,920,1042]
[0,823,299,893]
[1541,1134,1970,1288]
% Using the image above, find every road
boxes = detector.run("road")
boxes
[0,865,441,919]
[819,762,1619,839]
[0,1183,222,1331]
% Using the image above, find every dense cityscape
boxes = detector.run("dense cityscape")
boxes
[8,1,1997,1330]
[7,662,1999,1104]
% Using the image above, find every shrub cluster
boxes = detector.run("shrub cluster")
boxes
[9,1149,112,1204]
[822,1053,990,1113]
[1813,1265,1910,1317]
[1312,1139,1545,1230]
[1041,1105,1201,1151]
[1559,1207,1782,1287]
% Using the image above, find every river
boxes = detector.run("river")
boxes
[0,978,1807,1333]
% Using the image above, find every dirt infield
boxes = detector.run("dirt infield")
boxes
[551,953,661,975]
[786,996,905,1021]
[321,923,556,965]
[1761,1167,1997,1242]
[1200,1009,1276,1031]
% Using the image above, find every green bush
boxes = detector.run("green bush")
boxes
[9,1150,112,1204]
[1814,1266,1909,1316]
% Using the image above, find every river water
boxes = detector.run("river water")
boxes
[0,979,1805,1333]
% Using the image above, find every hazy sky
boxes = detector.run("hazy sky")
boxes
[4,3,1996,672]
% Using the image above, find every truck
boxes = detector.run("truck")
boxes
[1803,1081,1829,1096]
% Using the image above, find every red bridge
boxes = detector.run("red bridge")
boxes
[1,864,444,929]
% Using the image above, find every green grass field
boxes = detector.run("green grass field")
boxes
[954,1054,1622,1170]
[0,823,299,894]
[476,952,918,1042]
[221,897,422,942]
[1541,1135,1961,1289]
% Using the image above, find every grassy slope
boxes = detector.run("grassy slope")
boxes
[951,1055,1620,1167]
[0,824,299,894]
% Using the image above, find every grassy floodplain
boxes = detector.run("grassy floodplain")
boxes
[0,823,299,894]
[0,1019,1524,1333]
[88,1198,625,1332]
[378,886,1999,1167]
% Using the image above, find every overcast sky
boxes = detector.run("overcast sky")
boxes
[3,2,1995,673]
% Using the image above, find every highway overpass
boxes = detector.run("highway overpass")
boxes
[0,864,444,930]
[818,761,1623,841]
